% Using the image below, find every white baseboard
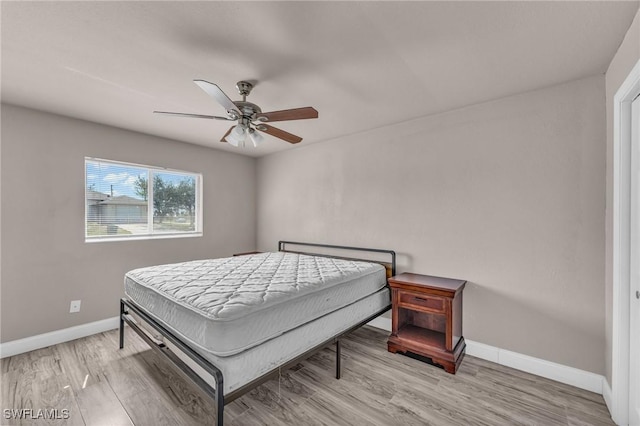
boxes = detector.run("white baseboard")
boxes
[0,316,120,359]
[464,339,499,363]
[493,345,603,394]
[366,316,604,395]
[602,379,613,417]
[366,316,392,332]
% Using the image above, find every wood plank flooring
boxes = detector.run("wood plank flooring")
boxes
[1,326,613,425]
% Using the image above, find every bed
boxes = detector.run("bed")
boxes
[119,241,396,425]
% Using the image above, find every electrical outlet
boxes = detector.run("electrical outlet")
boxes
[70,300,81,313]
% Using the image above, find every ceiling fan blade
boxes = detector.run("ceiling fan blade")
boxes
[154,111,234,121]
[220,126,234,143]
[256,124,303,144]
[255,107,318,123]
[193,80,242,118]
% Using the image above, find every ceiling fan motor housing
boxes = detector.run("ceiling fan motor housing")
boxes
[234,101,262,119]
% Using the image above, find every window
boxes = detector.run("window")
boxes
[85,158,202,241]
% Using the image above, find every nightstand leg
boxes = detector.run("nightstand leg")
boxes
[439,359,456,374]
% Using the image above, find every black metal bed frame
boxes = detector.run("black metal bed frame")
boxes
[119,241,396,425]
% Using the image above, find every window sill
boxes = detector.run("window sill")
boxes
[85,232,203,243]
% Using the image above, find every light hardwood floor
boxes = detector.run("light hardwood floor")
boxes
[1,326,613,425]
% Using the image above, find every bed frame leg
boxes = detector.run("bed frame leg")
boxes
[216,395,224,425]
[336,339,341,380]
[119,299,125,349]
[215,373,224,425]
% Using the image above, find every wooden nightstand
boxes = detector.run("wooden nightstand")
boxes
[387,273,466,374]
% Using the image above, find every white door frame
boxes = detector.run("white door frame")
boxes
[612,58,640,426]
[630,91,640,426]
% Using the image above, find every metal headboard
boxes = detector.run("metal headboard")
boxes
[278,240,396,279]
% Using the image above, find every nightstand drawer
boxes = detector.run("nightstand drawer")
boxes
[398,291,445,313]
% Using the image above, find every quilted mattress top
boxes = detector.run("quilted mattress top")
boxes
[124,251,386,322]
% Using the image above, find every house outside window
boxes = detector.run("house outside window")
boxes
[85,158,202,241]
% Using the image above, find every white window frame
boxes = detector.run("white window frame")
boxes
[84,157,203,242]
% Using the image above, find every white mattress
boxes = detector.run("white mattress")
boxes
[165,288,390,394]
[124,252,386,356]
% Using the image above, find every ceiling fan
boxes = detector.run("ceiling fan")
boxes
[154,80,318,147]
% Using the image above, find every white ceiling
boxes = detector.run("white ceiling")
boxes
[2,1,638,157]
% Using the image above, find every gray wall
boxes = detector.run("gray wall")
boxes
[257,76,606,374]
[604,8,640,385]
[0,72,612,376]
[1,104,256,342]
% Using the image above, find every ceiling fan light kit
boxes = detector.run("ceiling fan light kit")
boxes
[226,125,246,147]
[248,128,264,147]
[154,80,318,148]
